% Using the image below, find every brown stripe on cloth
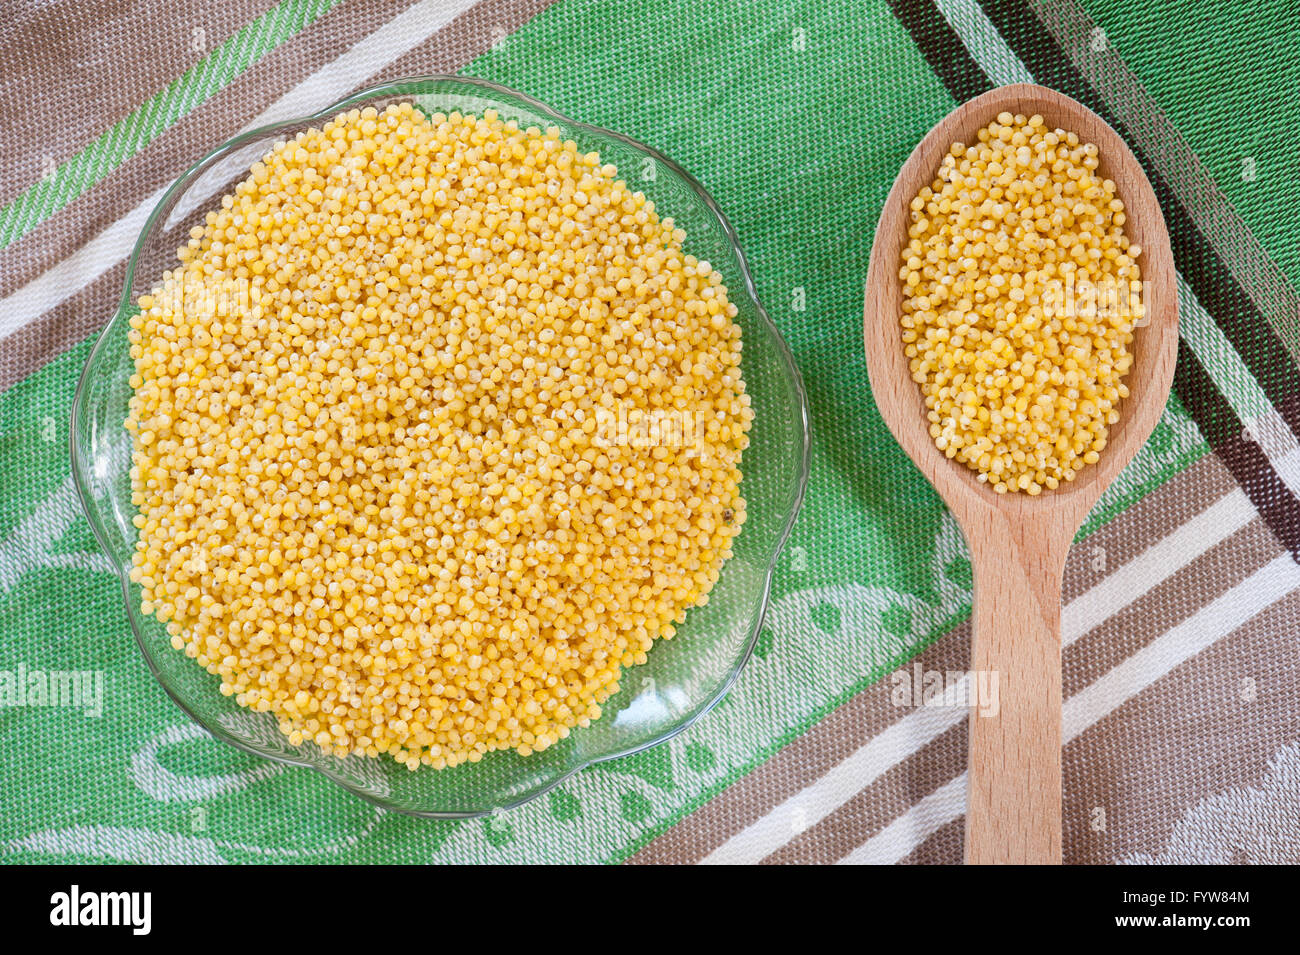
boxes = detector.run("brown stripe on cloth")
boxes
[830,509,1279,867]
[1064,517,1282,698]
[1062,452,1238,604]
[0,0,277,207]
[761,719,967,865]
[1064,587,1300,864]
[0,0,559,390]
[899,816,964,865]
[624,626,972,864]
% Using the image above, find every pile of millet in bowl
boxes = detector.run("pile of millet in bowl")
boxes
[899,111,1142,494]
[126,102,753,770]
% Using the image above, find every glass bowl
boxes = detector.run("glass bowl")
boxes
[70,76,810,817]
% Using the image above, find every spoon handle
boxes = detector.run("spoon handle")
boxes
[964,517,1067,864]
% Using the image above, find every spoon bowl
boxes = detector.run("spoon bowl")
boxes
[863,84,1178,863]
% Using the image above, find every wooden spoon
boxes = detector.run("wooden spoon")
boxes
[863,84,1178,865]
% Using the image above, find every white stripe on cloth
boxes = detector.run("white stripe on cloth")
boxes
[0,0,480,342]
[835,773,967,865]
[1061,485,1255,645]
[697,690,969,865]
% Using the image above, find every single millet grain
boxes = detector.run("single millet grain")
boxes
[127,102,752,769]
[899,111,1141,495]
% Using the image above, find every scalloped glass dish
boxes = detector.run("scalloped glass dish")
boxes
[70,76,809,817]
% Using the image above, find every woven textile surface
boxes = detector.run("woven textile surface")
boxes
[1,0,1297,864]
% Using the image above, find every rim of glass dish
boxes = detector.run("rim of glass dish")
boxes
[70,74,812,819]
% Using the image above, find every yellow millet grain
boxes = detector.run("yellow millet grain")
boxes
[126,102,753,770]
[899,112,1141,495]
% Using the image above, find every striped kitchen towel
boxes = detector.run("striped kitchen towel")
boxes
[1,0,1296,864]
